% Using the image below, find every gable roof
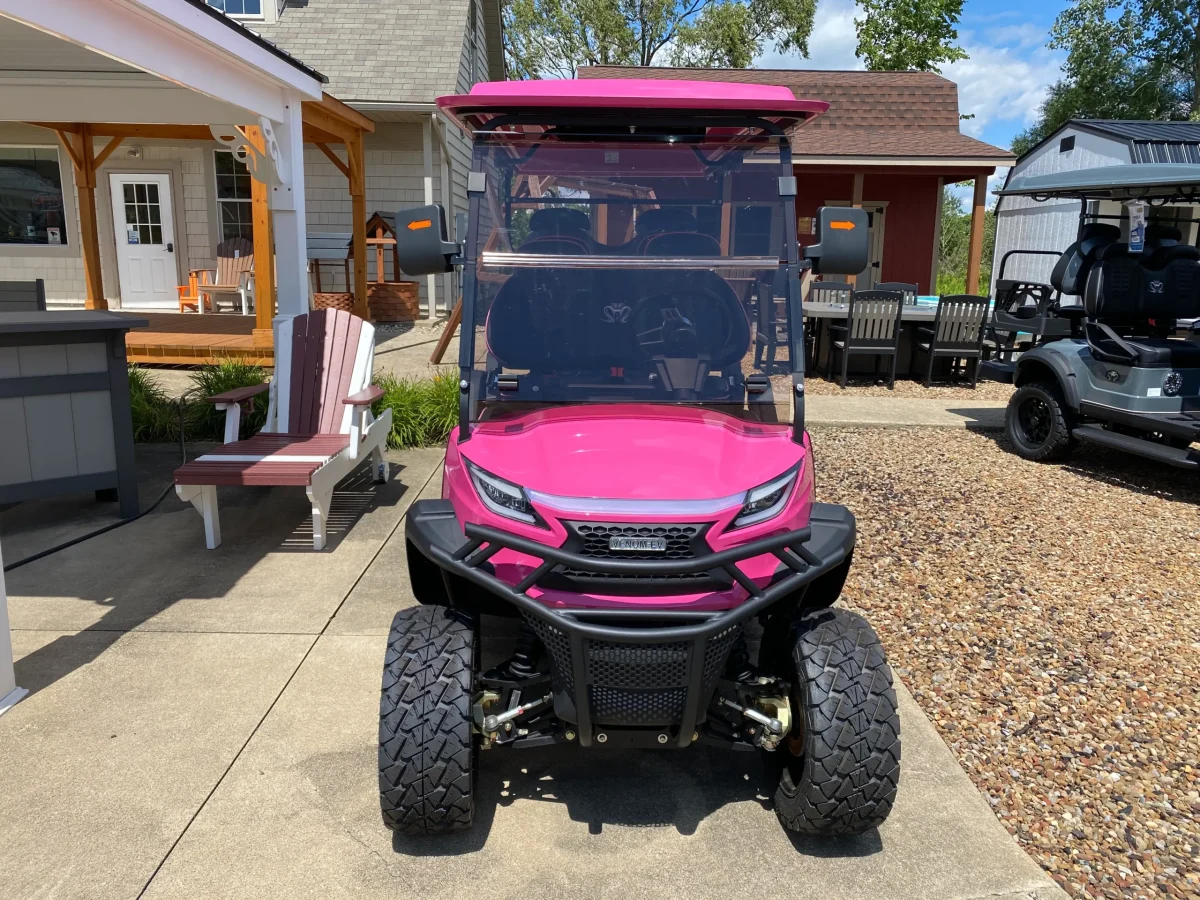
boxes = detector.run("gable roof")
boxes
[253,0,493,104]
[1051,119,1200,165]
[579,66,1014,165]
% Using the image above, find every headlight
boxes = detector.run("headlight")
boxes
[732,466,798,528]
[465,459,545,527]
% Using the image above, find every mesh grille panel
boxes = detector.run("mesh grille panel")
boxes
[590,685,687,725]
[573,523,701,560]
[589,640,688,688]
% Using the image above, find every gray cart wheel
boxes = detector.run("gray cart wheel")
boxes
[1006,382,1075,461]
[770,608,901,836]
[379,605,478,835]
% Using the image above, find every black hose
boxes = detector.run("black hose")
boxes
[3,398,189,574]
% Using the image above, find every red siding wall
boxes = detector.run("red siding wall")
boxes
[795,170,942,294]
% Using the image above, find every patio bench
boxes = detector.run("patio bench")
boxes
[173,308,392,550]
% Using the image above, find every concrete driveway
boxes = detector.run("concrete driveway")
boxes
[0,445,1063,900]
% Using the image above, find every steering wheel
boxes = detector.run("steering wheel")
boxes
[633,289,740,363]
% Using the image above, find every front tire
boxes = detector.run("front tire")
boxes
[1006,381,1075,461]
[379,605,478,835]
[770,608,900,836]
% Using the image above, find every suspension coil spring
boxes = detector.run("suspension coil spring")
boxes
[725,634,754,682]
[507,622,541,680]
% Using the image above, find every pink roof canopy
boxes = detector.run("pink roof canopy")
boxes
[436,78,828,135]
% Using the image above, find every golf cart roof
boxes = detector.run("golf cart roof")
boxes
[998,163,1200,201]
[436,78,828,136]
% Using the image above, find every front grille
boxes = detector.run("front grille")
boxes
[543,521,722,594]
[575,523,701,560]
[526,613,743,727]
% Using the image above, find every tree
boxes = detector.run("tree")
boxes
[853,0,967,73]
[503,0,817,78]
[937,187,995,294]
[1011,0,1199,157]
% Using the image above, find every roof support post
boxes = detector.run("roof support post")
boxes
[848,172,864,288]
[57,125,106,310]
[244,125,277,349]
[966,174,987,295]
[422,115,436,318]
[930,176,944,293]
[435,117,454,315]
[0,537,27,718]
[348,133,369,320]
[269,97,310,320]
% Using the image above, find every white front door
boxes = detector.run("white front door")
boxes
[109,173,177,308]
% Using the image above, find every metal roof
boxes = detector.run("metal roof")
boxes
[179,0,327,83]
[998,163,1200,199]
[1075,120,1200,143]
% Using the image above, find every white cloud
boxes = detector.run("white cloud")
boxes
[756,0,862,70]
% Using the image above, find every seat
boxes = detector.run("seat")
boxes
[1086,334,1200,368]
[517,207,593,255]
[875,282,918,305]
[179,236,255,314]
[828,289,905,388]
[1050,223,1120,297]
[912,295,990,386]
[174,308,392,550]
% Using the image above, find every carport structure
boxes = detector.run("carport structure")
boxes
[0,0,376,352]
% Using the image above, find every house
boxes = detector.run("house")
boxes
[992,120,1200,293]
[579,66,1015,294]
[0,0,502,323]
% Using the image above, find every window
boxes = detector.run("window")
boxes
[121,182,164,246]
[0,148,68,246]
[1059,135,1075,153]
[206,0,262,16]
[215,150,254,241]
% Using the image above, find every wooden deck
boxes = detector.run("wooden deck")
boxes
[125,313,274,366]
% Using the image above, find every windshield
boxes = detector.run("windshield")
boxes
[464,133,798,424]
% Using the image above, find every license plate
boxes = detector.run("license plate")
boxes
[609,536,667,552]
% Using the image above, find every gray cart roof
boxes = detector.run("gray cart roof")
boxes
[998,163,1200,200]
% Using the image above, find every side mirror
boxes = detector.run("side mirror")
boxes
[803,207,869,276]
[395,204,460,275]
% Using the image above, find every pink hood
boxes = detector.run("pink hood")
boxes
[457,405,803,501]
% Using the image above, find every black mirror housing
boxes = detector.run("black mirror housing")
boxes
[395,204,460,275]
[804,207,869,276]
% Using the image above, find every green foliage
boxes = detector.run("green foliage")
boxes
[502,0,816,78]
[853,0,967,72]
[127,366,183,444]
[372,372,460,449]
[936,187,996,295]
[186,359,270,441]
[1013,0,1199,156]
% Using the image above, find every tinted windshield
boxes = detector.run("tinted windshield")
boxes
[465,134,797,422]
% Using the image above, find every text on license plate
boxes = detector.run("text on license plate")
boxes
[608,536,667,552]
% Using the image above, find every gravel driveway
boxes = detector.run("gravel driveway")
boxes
[812,427,1199,899]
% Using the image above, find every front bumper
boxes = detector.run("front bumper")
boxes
[405,500,856,748]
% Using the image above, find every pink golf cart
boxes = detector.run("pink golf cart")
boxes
[381,79,900,838]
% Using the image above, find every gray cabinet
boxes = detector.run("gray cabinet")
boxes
[0,311,148,518]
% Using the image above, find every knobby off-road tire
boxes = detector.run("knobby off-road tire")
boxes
[379,605,478,835]
[771,608,901,836]
[1006,381,1075,462]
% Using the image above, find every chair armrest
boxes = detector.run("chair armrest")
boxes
[206,383,269,404]
[343,385,384,406]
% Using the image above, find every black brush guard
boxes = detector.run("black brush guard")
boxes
[405,499,855,748]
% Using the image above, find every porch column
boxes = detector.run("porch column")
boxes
[270,98,310,319]
[0,538,27,718]
[349,133,369,320]
[422,116,436,317]
[965,174,987,295]
[55,126,105,310]
[848,172,864,289]
[245,126,276,348]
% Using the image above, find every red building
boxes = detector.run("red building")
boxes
[579,67,1015,294]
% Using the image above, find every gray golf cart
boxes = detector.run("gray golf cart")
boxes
[981,164,1200,469]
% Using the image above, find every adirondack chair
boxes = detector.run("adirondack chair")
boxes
[173,309,393,550]
[178,237,255,314]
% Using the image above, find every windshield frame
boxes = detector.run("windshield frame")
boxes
[455,116,805,444]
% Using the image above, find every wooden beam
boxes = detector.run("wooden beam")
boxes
[301,101,362,145]
[314,142,351,179]
[848,173,865,289]
[430,302,461,365]
[302,124,343,146]
[53,129,83,172]
[93,136,125,170]
[305,93,375,136]
[245,126,276,349]
[348,133,369,320]
[965,175,988,296]
[32,122,215,141]
[56,126,107,310]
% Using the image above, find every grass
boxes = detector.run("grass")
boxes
[128,363,458,449]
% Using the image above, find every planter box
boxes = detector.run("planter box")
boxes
[313,292,355,313]
[368,281,419,323]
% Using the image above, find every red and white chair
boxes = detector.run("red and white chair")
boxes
[174,309,392,550]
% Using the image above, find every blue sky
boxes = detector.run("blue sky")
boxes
[754,0,1074,200]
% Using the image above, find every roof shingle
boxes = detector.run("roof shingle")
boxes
[579,66,1014,162]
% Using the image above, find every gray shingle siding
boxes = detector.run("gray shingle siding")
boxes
[254,0,473,103]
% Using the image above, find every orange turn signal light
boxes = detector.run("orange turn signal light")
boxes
[829,220,856,230]
[407,219,433,231]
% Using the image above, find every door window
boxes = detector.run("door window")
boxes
[122,182,163,246]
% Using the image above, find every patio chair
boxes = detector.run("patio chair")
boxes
[805,280,851,372]
[0,279,46,312]
[912,294,990,387]
[875,281,919,305]
[178,237,255,315]
[173,308,393,550]
[753,279,787,373]
[827,289,905,389]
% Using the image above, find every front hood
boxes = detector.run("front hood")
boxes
[458,405,803,501]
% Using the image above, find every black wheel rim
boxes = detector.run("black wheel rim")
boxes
[1017,396,1052,446]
